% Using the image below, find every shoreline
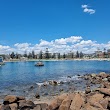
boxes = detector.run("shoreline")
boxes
[1,72,110,109]
[4,58,110,63]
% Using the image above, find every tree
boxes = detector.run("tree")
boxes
[76,51,79,58]
[10,52,15,59]
[32,51,35,59]
[58,53,60,59]
[103,48,106,58]
[15,53,19,59]
[39,50,43,59]
[28,52,32,59]
[71,52,74,58]
[52,53,55,59]
[45,48,49,59]
[24,51,27,57]
[63,53,66,59]
[79,52,84,58]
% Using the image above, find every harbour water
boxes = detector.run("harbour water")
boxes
[0,60,110,100]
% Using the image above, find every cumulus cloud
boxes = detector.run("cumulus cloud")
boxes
[14,43,31,49]
[0,36,110,54]
[0,45,14,54]
[82,4,96,14]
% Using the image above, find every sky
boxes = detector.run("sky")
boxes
[0,0,110,54]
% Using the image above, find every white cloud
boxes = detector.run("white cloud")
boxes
[14,43,31,49]
[0,37,110,54]
[84,8,95,14]
[82,4,96,14]
[0,45,14,54]
[82,5,88,9]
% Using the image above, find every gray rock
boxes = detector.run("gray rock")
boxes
[35,93,40,99]
[19,100,35,109]
[1,105,11,110]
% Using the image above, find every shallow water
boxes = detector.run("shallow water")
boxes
[0,60,110,100]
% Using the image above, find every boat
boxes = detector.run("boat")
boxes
[0,56,5,66]
[35,61,44,66]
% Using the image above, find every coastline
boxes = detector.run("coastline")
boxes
[4,58,110,63]
[1,72,110,109]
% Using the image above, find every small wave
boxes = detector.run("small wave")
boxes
[36,82,44,86]
[58,75,81,83]
[36,75,81,86]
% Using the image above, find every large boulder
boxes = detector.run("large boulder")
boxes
[83,103,102,110]
[3,95,17,104]
[40,103,48,110]
[19,100,35,109]
[70,93,84,110]
[48,99,58,110]
[9,103,18,110]
[87,93,104,104]
[17,96,25,101]
[99,88,110,96]
[99,98,108,109]
[59,95,72,110]
[48,93,68,110]
[1,105,11,110]
[33,104,41,110]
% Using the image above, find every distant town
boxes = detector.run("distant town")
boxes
[0,48,110,61]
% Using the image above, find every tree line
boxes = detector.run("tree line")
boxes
[0,50,84,60]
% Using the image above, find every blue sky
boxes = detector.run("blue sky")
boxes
[0,0,110,54]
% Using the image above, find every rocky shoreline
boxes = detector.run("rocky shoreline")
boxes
[1,72,110,109]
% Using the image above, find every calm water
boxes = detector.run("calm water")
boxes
[0,60,110,98]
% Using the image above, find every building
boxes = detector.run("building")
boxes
[0,56,3,62]
[0,56,5,65]
[107,49,110,58]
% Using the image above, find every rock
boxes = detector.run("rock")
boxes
[70,93,84,110]
[3,95,17,104]
[1,105,11,110]
[85,86,91,94]
[99,88,110,96]
[59,95,72,110]
[30,86,34,89]
[91,74,97,78]
[19,100,35,109]
[35,93,40,99]
[102,78,108,81]
[20,107,30,110]
[87,93,104,104]
[33,104,41,110]
[48,93,68,110]
[57,93,68,105]
[59,89,64,92]
[99,98,108,109]
[9,103,18,110]
[48,99,58,110]
[17,96,25,101]
[67,76,71,78]
[84,76,89,80]
[0,105,2,110]
[40,103,48,110]
[90,102,104,109]
[99,72,108,79]
[59,81,64,84]
[17,100,26,103]
[102,82,110,89]
[83,103,100,110]
[49,80,58,86]
[108,77,110,82]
